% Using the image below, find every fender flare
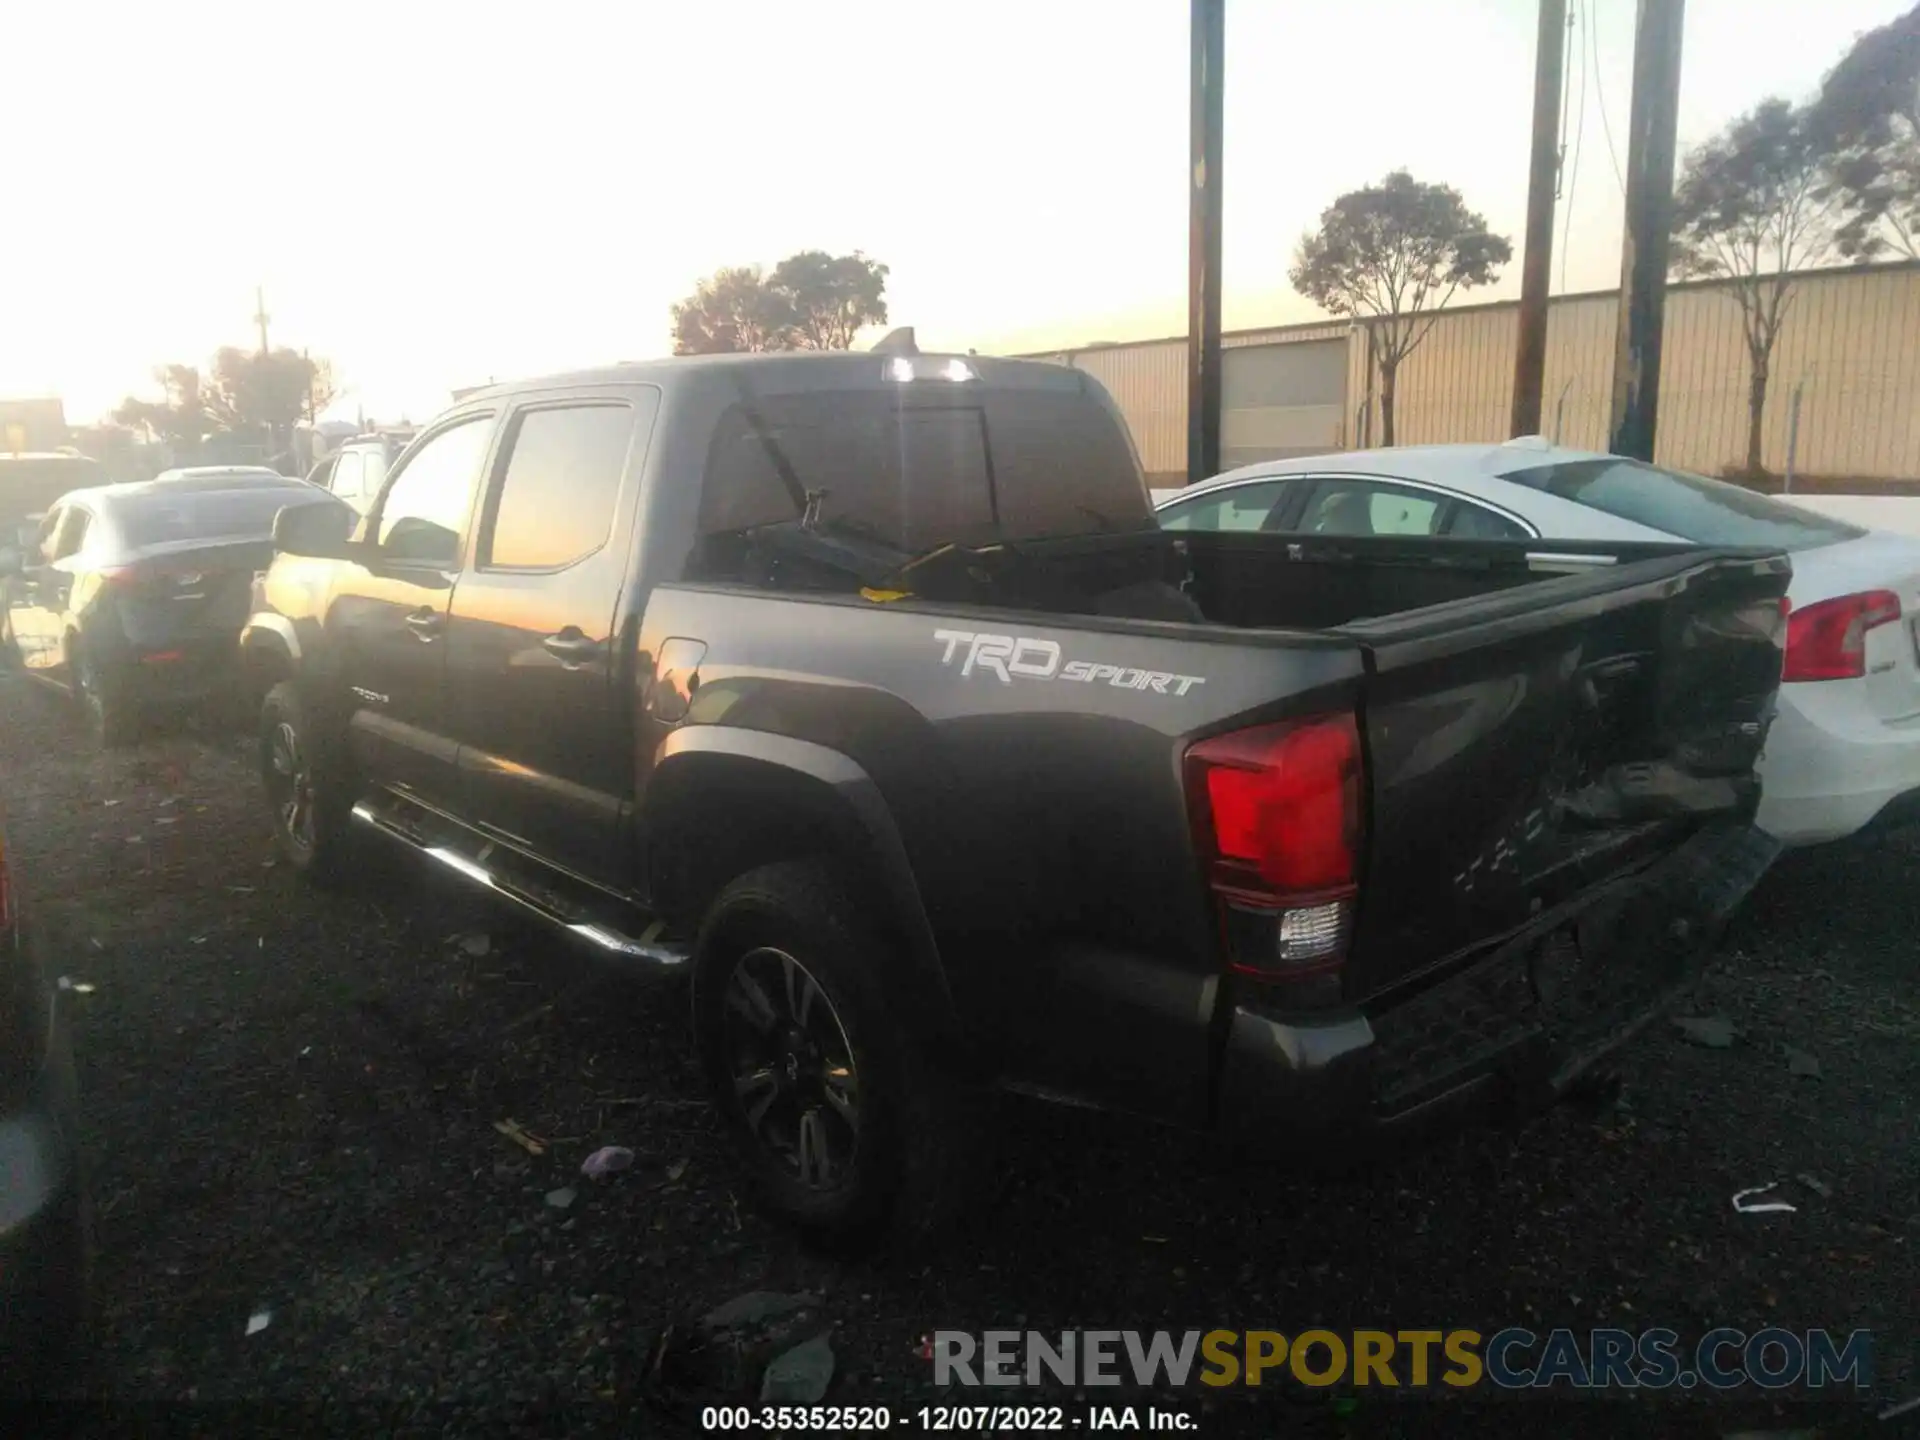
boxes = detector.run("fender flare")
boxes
[650,725,958,1036]
[239,613,301,665]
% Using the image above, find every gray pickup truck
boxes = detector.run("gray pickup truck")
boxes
[240,348,1789,1245]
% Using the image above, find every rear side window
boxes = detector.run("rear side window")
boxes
[1298,479,1442,536]
[330,452,363,503]
[483,402,643,569]
[1158,480,1290,531]
[1499,457,1864,552]
[53,509,91,560]
[1446,503,1528,539]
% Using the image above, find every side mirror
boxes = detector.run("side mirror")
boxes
[273,499,358,559]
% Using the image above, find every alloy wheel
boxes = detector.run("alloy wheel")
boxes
[76,655,107,731]
[267,721,316,853]
[722,945,861,1190]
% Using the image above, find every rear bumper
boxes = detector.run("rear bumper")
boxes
[1757,682,1920,845]
[95,632,242,707]
[1214,822,1781,1147]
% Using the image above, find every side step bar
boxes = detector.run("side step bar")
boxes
[350,799,689,972]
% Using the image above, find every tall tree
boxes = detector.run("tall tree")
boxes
[767,250,890,349]
[203,346,331,434]
[670,251,891,354]
[1671,99,1865,477]
[1288,171,1510,445]
[1811,3,1920,259]
[112,363,213,447]
[670,266,789,354]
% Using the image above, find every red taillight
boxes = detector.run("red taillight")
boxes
[1185,713,1363,983]
[1783,590,1902,682]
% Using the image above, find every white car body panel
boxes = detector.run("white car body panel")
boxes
[1157,440,1920,845]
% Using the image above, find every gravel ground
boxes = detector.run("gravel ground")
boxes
[1,669,1914,1438]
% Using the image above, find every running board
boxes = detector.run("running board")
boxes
[349,798,689,972]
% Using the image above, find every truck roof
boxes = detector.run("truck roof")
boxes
[453,350,1090,406]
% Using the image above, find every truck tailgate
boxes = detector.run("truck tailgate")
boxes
[1340,547,1790,1002]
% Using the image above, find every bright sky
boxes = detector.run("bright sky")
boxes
[1,0,1907,426]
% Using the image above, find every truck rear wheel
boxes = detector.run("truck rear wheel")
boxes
[691,861,977,1251]
[259,681,356,883]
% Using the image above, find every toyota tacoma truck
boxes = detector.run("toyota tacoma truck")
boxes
[238,348,1790,1245]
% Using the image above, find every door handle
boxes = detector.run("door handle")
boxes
[405,609,445,640]
[542,629,604,663]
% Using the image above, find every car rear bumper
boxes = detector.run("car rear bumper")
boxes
[97,633,242,707]
[0,975,87,1393]
[1214,822,1781,1148]
[1756,682,1920,845]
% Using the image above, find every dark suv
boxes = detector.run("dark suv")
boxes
[0,804,89,1395]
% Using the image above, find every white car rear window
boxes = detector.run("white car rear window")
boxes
[1500,458,1864,553]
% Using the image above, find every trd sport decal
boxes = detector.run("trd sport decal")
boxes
[933,629,1207,696]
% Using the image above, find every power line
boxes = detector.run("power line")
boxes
[1561,0,1589,293]
[1591,0,1626,195]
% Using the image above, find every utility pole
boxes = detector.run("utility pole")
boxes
[1511,0,1568,437]
[254,286,272,356]
[1607,0,1686,461]
[1186,0,1225,485]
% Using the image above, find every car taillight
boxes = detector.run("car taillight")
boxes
[1783,590,1902,682]
[1184,713,1363,992]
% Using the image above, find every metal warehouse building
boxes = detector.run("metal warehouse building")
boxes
[1026,260,1920,489]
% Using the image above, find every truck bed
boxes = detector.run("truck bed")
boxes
[641,528,1789,1126]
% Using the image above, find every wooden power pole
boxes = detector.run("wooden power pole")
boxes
[1511,0,1567,437]
[1186,0,1225,485]
[1608,0,1687,461]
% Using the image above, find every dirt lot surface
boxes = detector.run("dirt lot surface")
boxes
[1,670,1914,1438]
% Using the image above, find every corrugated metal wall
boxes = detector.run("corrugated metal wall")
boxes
[1046,262,1920,485]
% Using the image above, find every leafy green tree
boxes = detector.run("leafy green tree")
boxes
[1672,99,1864,476]
[1810,3,1920,259]
[670,266,789,354]
[112,363,213,447]
[204,347,334,433]
[1289,171,1510,446]
[767,250,890,350]
[670,251,890,354]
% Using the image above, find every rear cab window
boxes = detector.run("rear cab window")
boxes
[696,384,1152,552]
[1499,457,1864,552]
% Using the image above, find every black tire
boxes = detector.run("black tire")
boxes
[258,680,357,882]
[71,645,137,748]
[691,861,980,1252]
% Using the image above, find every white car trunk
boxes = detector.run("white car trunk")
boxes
[1789,531,1920,724]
